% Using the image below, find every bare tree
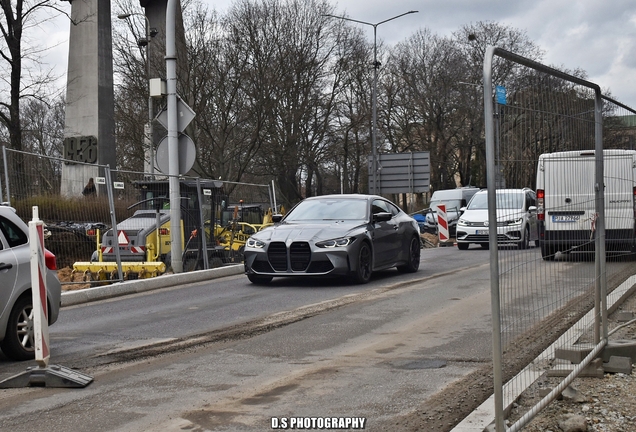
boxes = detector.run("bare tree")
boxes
[0,0,67,194]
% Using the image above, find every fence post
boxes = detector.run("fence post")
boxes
[105,166,124,282]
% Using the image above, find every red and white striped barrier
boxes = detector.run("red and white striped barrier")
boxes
[29,206,50,368]
[437,204,449,243]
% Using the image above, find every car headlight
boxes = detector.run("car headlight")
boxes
[458,219,468,227]
[504,218,523,226]
[316,237,354,248]
[246,238,266,248]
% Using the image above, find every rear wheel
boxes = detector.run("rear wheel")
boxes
[351,242,372,284]
[1,296,35,361]
[541,243,555,261]
[247,274,273,285]
[397,236,421,273]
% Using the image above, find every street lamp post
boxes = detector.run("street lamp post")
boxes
[117,12,156,177]
[324,11,418,195]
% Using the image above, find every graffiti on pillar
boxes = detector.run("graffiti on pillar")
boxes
[63,136,98,164]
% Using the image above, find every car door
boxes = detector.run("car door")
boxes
[0,226,20,325]
[370,199,399,267]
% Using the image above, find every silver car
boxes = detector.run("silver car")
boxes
[0,206,62,361]
[244,194,421,284]
[456,188,539,250]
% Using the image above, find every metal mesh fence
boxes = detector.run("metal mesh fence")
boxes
[481,48,636,431]
[0,149,273,288]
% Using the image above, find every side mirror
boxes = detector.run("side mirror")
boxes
[272,214,284,223]
[373,212,392,223]
[528,206,537,212]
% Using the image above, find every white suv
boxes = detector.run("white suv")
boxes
[456,188,539,250]
[0,206,62,360]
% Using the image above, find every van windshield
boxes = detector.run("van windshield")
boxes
[430,200,462,212]
[467,192,523,210]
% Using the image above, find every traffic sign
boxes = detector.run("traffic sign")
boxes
[156,95,195,133]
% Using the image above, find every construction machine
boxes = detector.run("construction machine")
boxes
[72,179,231,282]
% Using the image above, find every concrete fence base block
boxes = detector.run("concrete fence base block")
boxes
[616,311,635,322]
[547,358,604,378]
[601,340,636,363]
[603,356,633,374]
[555,344,595,364]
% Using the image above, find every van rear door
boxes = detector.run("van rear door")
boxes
[543,155,595,233]
[544,152,634,234]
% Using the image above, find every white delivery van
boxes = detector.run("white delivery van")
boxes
[536,149,636,260]
[424,187,481,235]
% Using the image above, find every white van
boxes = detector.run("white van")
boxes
[423,187,481,235]
[536,149,636,260]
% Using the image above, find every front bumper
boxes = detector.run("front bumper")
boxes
[244,241,354,277]
[456,225,523,244]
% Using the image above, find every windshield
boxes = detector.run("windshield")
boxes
[467,192,524,210]
[430,199,462,211]
[284,198,368,221]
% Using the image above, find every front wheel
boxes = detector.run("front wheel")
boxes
[457,242,469,250]
[397,236,421,273]
[351,241,372,284]
[1,296,35,361]
[517,226,529,249]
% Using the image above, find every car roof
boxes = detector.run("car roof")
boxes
[304,194,383,201]
[475,188,533,194]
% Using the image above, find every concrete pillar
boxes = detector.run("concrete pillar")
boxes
[62,0,115,197]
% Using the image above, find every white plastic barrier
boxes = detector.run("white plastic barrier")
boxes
[29,206,50,368]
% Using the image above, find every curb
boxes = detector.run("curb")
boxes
[61,264,245,307]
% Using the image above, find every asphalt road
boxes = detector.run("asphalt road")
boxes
[0,244,632,431]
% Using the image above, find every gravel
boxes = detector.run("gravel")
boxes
[506,291,636,432]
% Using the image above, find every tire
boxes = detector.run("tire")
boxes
[480,243,490,250]
[351,241,372,284]
[397,236,421,273]
[247,274,273,285]
[209,257,224,268]
[518,226,529,249]
[183,257,199,272]
[0,296,35,361]
[457,242,469,250]
[541,243,555,261]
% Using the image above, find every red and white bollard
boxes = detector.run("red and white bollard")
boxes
[437,204,450,244]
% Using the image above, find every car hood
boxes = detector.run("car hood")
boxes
[254,221,365,243]
[461,209,525,223]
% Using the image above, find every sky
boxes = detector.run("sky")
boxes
[40,0,636,108]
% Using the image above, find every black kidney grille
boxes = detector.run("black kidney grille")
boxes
[267,242,288,271]
[290,242,311,271]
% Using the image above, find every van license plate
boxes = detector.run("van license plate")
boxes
[552,215,579,222]
[476,230,488,235]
